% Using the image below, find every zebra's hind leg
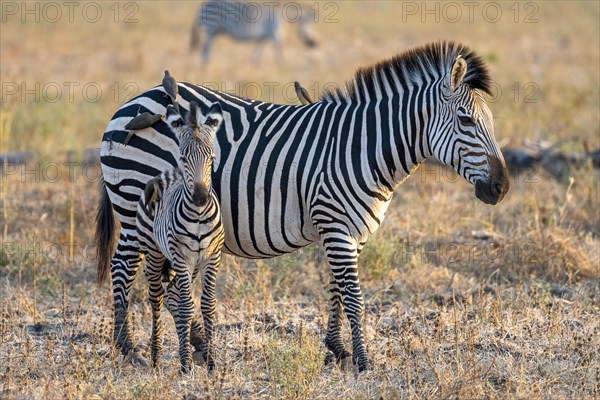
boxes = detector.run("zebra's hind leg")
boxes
[321,232,369,372]
[174,267,194,373]
[199,252,221,373]
[111,236,147,366]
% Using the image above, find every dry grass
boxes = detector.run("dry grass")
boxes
[1,1,599,399]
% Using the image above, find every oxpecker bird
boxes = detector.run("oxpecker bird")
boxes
[123,112,163,145]
[294,81,313,105]
[162,70,180,111]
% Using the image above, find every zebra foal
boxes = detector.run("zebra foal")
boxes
[135,102,224,372]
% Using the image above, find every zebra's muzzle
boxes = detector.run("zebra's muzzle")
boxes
[192,183,210,207]
[475,156,509,205]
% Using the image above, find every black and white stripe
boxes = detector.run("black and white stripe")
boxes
[134,102,224,373]
[190,0,316,65]
[96,41,509,371]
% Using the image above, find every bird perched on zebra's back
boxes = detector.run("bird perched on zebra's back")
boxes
[123,111,164,146]
[162,70,180,112]
[294,81,314,105]
[124,112,163,131]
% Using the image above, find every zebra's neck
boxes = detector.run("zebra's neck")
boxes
[316,90,434,197]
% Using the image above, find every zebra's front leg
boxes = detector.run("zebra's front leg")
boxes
[199,252,221,373]
[145,256,165,368]
[344,280,368,371]
[200,35,213,68]
[322,233,369,371]
[165,277,207,363]
[273,37,285,65]
[174,268,194,373]
[111,239,147,366]
[252,41,265,64]
[324,271,352,365]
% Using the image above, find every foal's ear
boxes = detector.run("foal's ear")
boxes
[144,176,163,210]
[188,101,201,130]
[449,55,468,91]
[204,102,223,130]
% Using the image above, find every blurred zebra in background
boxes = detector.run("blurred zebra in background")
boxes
[190,0,317,66]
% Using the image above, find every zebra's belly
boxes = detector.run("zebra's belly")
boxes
[217,178,319,258]
[220,225,316,259]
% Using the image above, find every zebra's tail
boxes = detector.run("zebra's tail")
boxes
[95,179,116,286]
[190,18,200,51]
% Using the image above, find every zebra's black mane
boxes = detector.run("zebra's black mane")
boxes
[321,41,492,103]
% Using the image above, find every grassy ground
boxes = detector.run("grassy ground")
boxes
[1,1,599,399]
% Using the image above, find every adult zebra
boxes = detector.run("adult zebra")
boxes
[96,41,509,371]
[190,0,317,66]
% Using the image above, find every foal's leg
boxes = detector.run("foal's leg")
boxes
[165,278,206,362]
[199,252,221,373]
[173,266,194,373]
[144,252,166,368]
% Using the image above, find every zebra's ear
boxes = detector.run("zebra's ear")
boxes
[204,102,223,130]
[143,176,162,210]
[166,105,184,129]
[188,102,200,130]
[449,55,467,91]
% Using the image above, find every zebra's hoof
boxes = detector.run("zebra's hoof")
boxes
[339,355,353,371]
[357,360,370,372]
[324,352,335,366]
[192,350,206,366]
[124,351,148,368]
[353,354,371,372]
[180,361,194,374]
[324,350,353,370]
[207,360,215,375]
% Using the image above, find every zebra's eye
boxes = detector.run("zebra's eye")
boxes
[458,115,475,126]
[171,118,183,128]
[205,117,219,127]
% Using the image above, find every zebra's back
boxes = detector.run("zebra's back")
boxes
[102,83,321,260]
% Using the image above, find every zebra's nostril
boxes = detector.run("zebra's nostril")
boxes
[493,182,503,196]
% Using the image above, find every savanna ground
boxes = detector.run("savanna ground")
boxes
[1,1,599,398]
